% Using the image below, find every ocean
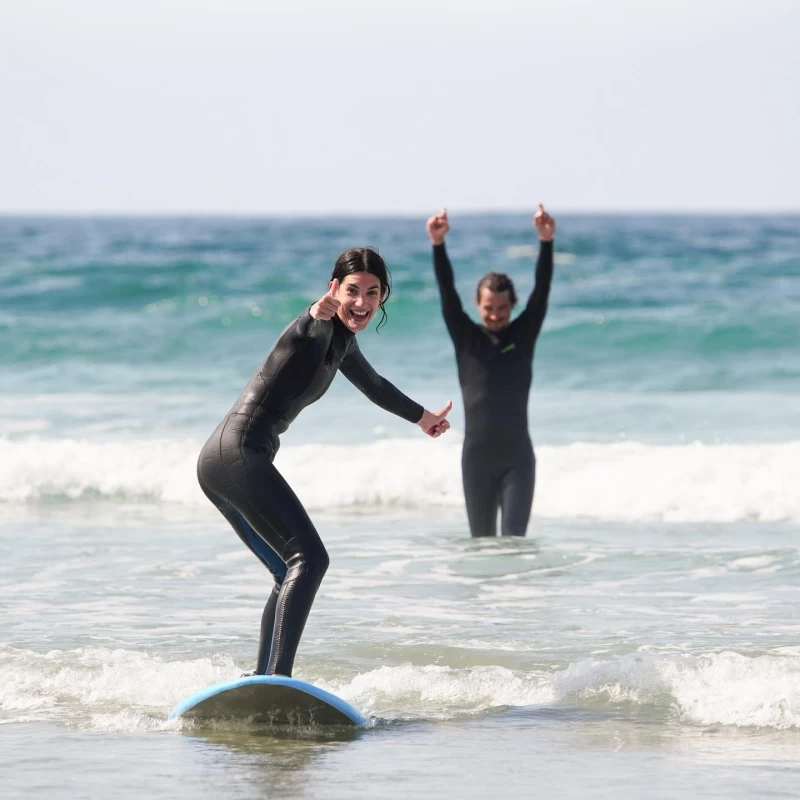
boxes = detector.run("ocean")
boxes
[1,214,799,798]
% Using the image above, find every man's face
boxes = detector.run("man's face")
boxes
[477,288,512,331]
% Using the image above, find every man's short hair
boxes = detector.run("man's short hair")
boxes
[476,272,517,306]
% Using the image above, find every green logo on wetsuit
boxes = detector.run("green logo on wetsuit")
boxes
[501,343,516,354]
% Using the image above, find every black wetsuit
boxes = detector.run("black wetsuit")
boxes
[197,309,423,676]
[433,241,553,537]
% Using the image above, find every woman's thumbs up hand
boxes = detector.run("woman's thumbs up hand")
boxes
[310,278,341,320]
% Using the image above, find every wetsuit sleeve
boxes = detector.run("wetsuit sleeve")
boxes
[339,342,424,423]
[433,244,471,343]
[520,240,554,340]
[295,307,330,340]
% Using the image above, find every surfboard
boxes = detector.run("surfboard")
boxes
[168,675,368,727]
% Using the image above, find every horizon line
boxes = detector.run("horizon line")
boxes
[1,207,799,218]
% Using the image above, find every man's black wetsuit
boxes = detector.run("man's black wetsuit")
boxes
[433,241,553,537]
[198,309,423,676]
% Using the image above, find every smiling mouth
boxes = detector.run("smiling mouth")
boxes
[349,309,370,322]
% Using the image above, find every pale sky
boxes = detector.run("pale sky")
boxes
[1,0,798,214]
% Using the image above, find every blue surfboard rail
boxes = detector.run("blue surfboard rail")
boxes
[169,675,368,727]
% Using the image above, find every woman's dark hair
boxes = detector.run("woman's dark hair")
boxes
[476,272,517,306]
[331,247,392,331]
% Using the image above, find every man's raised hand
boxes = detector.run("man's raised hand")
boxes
[426,207,450,246]
[534,203,556,242]
[310,278,341,321]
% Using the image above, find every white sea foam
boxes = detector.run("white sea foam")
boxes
[327,663,553,719]
[0,437,202,505]
[331,651,800,729]
[1,436,799,523]
[3,645,799,731]
[0,645,236,731]
[551,651,800,729]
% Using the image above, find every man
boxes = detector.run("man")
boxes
[427,205,556,536]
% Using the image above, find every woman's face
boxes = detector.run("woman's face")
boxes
[333,273,383,332]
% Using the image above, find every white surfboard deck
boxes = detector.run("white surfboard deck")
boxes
[168,675,368,727]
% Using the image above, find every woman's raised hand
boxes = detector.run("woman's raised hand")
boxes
[417,400,453,438]
[310,278,341,321]
[426,207,450,245]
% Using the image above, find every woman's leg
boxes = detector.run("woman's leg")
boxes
[225,461,329,676]
[198,426,328,677]
[197,469,288,674]
[219,505,286,674]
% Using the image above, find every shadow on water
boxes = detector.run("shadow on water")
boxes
[179,717,369,748]
[175,719,378,798]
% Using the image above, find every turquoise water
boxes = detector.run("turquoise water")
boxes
[3,214,799,443]
[1,215,799,798]
[4,215,800,394]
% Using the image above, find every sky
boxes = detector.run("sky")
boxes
[1,0,798,214]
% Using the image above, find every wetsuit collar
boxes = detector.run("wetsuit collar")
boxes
[332,313,356,339]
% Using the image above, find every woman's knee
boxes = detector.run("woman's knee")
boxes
[316,545,330,578]
[286,542,329,584]
[197,451,228,499]
[306,542,330,582]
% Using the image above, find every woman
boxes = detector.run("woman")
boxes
[198,247,451,677]
[426,205,556,537]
